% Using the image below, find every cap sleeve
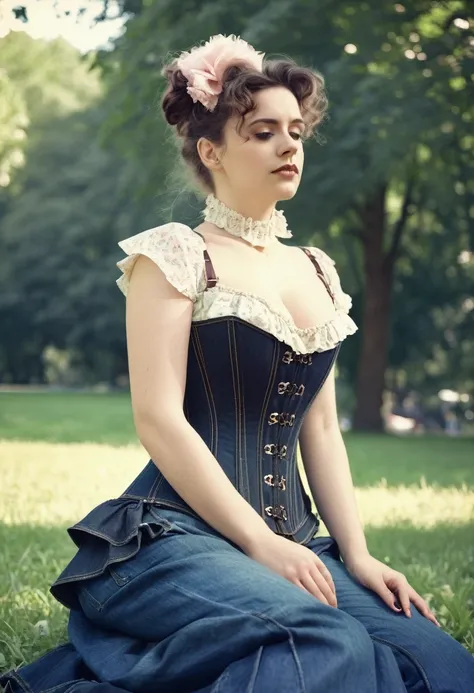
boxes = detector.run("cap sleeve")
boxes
[116,223,206,301]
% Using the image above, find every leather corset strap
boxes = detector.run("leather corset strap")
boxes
[300,248,335,304]
[193,230,219,288]
[193,229,335,301]
[203,249,218,288]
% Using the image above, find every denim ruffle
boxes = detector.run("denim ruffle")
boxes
[51,497,173,609]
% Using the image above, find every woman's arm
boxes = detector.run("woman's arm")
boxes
[122,253,338,605]
[125,254,274,553]
[299,363,443,624]
[298,364,370,563]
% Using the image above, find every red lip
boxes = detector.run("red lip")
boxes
[272,164,299,174]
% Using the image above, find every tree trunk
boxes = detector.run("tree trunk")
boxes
[353,186,393,432]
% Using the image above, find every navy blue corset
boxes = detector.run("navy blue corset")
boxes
[50,243,341,610]
[122,319,339,538]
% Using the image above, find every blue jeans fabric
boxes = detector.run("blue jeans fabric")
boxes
[2,507,473,693]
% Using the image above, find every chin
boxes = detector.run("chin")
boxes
[275,182,299,201]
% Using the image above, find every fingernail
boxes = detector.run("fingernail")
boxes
[394,604,402,612]
[407,610,412,618]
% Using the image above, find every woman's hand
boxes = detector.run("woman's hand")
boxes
[344,553,441,627]
[246,533,337,607]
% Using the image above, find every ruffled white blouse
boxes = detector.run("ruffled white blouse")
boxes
[116,223,358,355]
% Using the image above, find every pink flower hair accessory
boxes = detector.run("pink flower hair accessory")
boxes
[176,34,265,111]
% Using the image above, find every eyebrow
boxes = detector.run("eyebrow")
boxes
[248,117,305,128]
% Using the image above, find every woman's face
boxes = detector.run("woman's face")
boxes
[214,86,305,206]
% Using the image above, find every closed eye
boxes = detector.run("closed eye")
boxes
[255,132,303,141]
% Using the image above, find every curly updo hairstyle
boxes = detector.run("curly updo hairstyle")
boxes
[161,55,328,193]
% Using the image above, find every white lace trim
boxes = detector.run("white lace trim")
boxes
[116,223,205,300]
[194,285,357,354]
[116,223,358,355]
[203,194,293,247]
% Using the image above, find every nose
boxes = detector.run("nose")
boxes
[278,134,299,159]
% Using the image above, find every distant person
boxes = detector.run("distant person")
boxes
[3,34,473,693]
[445,410,461,436]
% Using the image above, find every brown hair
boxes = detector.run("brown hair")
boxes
[161,58,328,192]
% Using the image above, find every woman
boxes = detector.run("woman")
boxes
[2,34,473,693]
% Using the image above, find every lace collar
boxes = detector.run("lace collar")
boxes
[202,194,293,248]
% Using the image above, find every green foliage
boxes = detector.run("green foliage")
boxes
[0,3,473,415]
[0,32,101,119]
[0,106,149,383]
[0,34,161,383]
[0,71,27,189]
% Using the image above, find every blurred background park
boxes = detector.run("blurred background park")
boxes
[0,0,473,671]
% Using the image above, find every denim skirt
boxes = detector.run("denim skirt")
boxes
[2,506,473,693]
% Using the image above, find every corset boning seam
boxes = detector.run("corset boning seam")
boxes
[228,320,246,501]
[191,328,218,456]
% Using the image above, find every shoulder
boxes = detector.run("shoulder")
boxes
[118,222,204,258]
[116,222,206,300]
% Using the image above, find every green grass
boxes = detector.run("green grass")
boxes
[0,392,473,673]
[0,392,136,445]
[2,393,473,487]
[347,433,474,488]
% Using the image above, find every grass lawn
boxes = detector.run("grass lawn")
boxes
[0,392,473,673]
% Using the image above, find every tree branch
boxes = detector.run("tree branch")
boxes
[386,177,415,268]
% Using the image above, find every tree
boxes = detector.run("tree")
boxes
[0,97,166,383]
[90,0,473,428]
[0,33,159,383]
[0,71,28,190]
[243,0,473,428]
[6,2,474,420]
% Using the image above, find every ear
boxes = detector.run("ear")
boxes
[197,137,222,171]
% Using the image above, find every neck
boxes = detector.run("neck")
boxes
[213,191,275,222]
